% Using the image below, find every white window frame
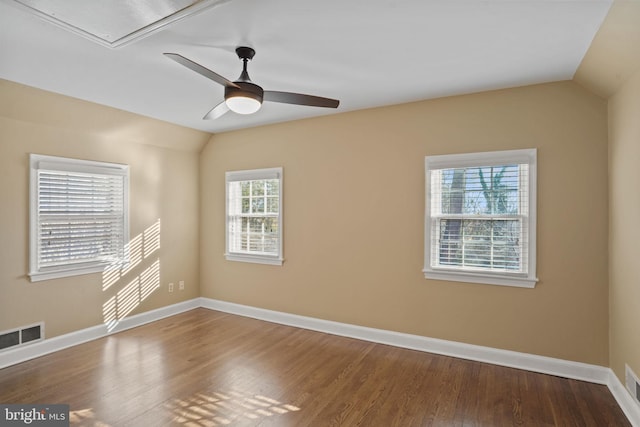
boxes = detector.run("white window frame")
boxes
[424,149,537,288]
[29,154,129,282]
[225,167,283,265]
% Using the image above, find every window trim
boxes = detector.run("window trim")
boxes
[225,167,283,266]
[29,154,129,282]
[423,149,537,288]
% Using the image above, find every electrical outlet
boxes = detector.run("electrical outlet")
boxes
[179,281,184,291]
[168,282,174,293]
[625,364,640,404]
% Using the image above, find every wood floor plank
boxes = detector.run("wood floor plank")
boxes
[0,308,631,426]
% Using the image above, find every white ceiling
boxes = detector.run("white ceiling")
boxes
[0,0,612,134]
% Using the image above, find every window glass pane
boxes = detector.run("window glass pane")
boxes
[251,181,265,196]
[235,217,279,254]
[439,166,522,216]
[241,182,250,197]
[438,219,462,265]
[432,162,526,272]
[464,168,484,191]
[440,169,464,215]
[241,198,250,213]
[261,236,278,253]
[251,197,265,213]
[483,165,518,214]
[491,220,521,270]
[240,217,249,233]
[263,217,278,234]
[267,196,279,213]
[39,218,119,266]
[266,179,279,196]
[248,217,264,233]
[438,219,522,271]
[463,189,486,215]
[462,219,492,267]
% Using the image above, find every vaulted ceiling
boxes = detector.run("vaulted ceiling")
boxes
[0,0,613,134]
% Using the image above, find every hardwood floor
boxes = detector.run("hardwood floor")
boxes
[0,308,630,426]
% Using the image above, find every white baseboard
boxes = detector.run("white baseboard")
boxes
[1,296,637,426]
[199,297,638,427]
[608,369,640,426]
[0,298,200,370]
[199,298,609,383]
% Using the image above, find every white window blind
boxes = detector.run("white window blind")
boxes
[29,154,129,281]
[226,168,283,265]
[424,149,537,288]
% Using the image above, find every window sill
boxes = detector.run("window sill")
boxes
[29,263,108,282]
[225,253,283,266]
[423,269,537,288]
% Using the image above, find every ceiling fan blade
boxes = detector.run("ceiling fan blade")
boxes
[164,53,239,88]
[203,101,230,120]
[264,91,339,108]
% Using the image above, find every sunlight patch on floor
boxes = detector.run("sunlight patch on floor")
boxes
[69,407,112,426]
[165,390,300,426]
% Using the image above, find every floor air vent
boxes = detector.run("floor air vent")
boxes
[0,323,44,351]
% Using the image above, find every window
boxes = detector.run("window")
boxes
[424,149,537,288]
[226,168,283,265]
[29,154,129,282]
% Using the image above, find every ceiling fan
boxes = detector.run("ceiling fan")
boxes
[164,47,340,120]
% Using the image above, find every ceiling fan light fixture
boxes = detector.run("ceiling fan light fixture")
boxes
[226,94,262,114]
[225,83,264,115]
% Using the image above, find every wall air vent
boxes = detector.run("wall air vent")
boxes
[0,323,44,352]
[626,364,640,405]
[9,0,228,48]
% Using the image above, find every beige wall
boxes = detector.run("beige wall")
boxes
[574,0,640,389]
[0,80,209,338]
[0,78,614,368]
[608,68,640,383]
[200,81,610,365]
